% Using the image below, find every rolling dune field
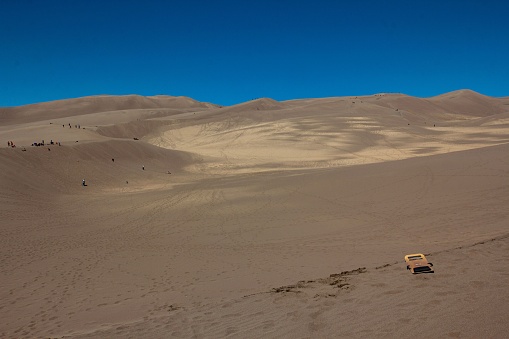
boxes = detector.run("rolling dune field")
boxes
[1,91,508,338]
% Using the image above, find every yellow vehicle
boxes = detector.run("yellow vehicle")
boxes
[405,253,434,274]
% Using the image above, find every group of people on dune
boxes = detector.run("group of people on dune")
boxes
[32,139,60,147]
[64,123,80,129]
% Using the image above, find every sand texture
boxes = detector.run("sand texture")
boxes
[1,91,508,338]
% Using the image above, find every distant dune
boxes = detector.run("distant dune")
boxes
[0,94,218,125]
[1,91,508,338]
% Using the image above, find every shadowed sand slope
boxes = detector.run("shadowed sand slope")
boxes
[1,91,509,338]
[0,139,198,197]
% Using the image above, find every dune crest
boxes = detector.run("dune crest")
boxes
[0,94,218,125]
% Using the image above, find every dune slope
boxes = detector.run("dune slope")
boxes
[1,91,508,338]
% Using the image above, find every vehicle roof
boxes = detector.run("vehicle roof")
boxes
[404,253,427,261]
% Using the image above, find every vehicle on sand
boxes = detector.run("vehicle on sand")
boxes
[405,253,434,274]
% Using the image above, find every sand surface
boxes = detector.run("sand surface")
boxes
[1,91,508,338]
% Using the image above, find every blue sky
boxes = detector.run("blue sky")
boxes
[1,0,508,107]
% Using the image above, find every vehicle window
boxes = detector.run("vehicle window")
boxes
[409,257,421,261]
[414,266,432,272]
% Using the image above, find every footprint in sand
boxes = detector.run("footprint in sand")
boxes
[225,326,238,335]
[383,289,403,295]
[263,320,275,330]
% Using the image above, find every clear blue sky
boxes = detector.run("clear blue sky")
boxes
[1,0,508,107]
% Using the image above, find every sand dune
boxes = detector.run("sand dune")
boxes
[0,95,217,125]
[1,91,508,338]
